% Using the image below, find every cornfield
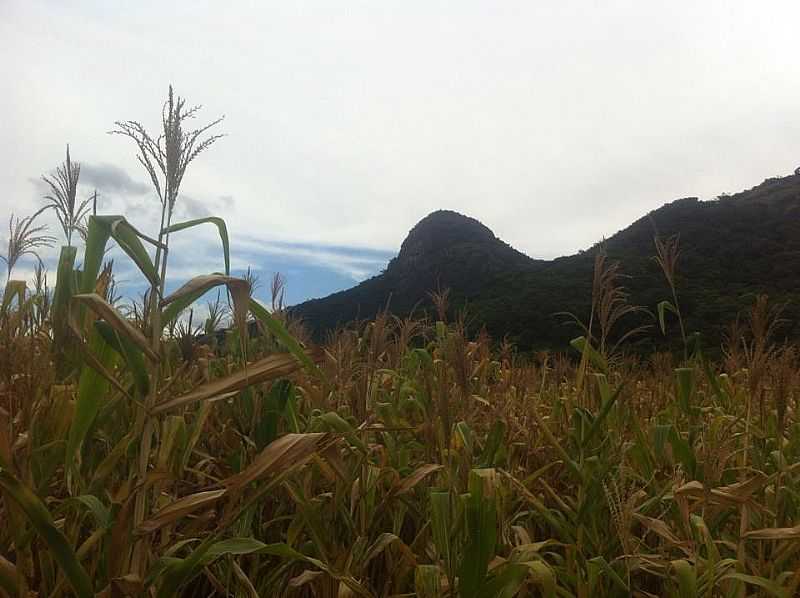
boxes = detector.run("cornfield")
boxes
[1,89,800,598]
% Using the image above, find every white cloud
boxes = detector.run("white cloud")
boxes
[2,0,800,268]
[236,237,390,281]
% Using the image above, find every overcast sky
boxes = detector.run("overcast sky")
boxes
[3,1,800,303]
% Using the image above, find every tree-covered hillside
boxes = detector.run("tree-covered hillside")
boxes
[293,175,800,351]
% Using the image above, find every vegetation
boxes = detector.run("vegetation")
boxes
[294,181,800,353]
[2,89,800,597]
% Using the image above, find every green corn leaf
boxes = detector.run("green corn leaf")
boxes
[249,297,323,379]
[670,559,697,598]
[479,421,505,467]
[80,216,111,294]
[52,245,77,362]
[701,356,729,406]
[657,300,679,335]
[588,556,629,595]
[255,380,293,449]
[74,293,158,362]
[0,468,93,598]
[477,563,528,598]
[94,320,150,397]
[570,336,608,375]
[415,565,442,598]
[455,421,474,455]
[160,274,250,339]
[163,216,230,275]
[154,535,220,598]
[668,426,696,477]
[1,280,26,314]
[66,328,118,481]
[675,367,695,417]
[520,560,556,598]
[60,494,112,530]
[718,572,789,598]
[582,381,626,449]
[81,215,161,292]
[430,491,453,577]
[157,538,371,598]
[314,411,367,452]
[104,216,161,285]
[459,469,498,598]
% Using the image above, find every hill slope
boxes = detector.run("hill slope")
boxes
[292,175,800,350]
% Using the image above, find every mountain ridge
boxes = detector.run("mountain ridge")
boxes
[292,173,800,349]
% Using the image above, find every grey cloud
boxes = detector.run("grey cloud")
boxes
[27,177,50,195]
[80,163,149,196]
[6,1,800,268]
[238,236,392,281]
[174,195,235,220]
[176,195,211,219]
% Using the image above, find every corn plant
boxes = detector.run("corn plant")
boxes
[2,87,800,597]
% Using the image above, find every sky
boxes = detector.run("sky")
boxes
[3,1,800,306]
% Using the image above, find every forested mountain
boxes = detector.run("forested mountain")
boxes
[292,174,800,351]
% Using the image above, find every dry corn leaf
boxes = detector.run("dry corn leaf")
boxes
[151,350,321,414]
[160,274,250,340]
[137,489,227,534]
[72,293,158,362]
[743,525,800,540]
[289,570,324,588]
[633,513,692,555]
[395,464,443,495]
[222,433,334,491]
[674,473,768,506]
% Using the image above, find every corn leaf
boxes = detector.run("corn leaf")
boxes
[137,489,227,534]
[431,491,453,576]
[477,563,528,598]
[0,468,93,598]
[718,572,789,598]
[60,494,112,530]
[151,350,320,414]
[459,469,498,598]
[570,336,608,375]
[658,300,679,335]
[81,215,161,292]
[160,274,249,333]
[94,320,150,397]
[73,293,158,362]
[1,280,25,314]
[221,432,333,490]
[163,217,230,275]
[744,525,800,540]
[66,328,118,479]
[249,298,323,379]
[52,245,77,354]
[520,560,557,598]
[415,565,442,598]
[671,559,697,598]
[0,553,18,598]
[675,367,695,417]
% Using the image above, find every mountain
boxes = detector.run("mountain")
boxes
[292,174,800,350]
